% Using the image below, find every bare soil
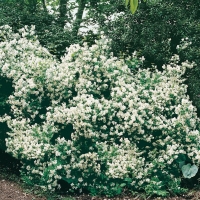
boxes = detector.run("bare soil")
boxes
[1,150,200,200]
[0,178,46,200]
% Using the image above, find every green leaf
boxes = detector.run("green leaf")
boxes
[178,161,185,169]
[156,190,168,197]
[130,0,138,14]
[120,183,126,187]
[125,177,132,183]
[182,164,198,178]
[177,154,187,162]
[125,0,138,14]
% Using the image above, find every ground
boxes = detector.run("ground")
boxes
[1,150,200,200]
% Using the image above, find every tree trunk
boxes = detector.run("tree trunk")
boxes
[59,0,68,27]
[72,0,86,36]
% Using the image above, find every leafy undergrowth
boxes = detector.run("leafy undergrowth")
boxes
[1,150,200,200]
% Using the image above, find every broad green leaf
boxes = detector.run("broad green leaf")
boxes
[182,163,198,178]
[130,0,138,14]
[125,0,138,14]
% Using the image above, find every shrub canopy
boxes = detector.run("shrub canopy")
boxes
[0,25,200,197]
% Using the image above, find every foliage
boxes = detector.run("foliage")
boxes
[0,26,200,197]
[99,0,200,114]
[0,75,13,150]
[0,0,79,145]
[0,1,79,59]
[182,164,198,179]
[1,0,200,116]
[125,0,138,14]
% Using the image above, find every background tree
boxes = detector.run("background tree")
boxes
[0,0,96,58]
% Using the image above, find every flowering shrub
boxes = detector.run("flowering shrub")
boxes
[0,25,200,197]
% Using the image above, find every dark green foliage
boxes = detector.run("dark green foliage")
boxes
[0,149,21,174]
[0,77,13,150]
[0,0,200,113]
[100,0,200,113]
[0,3,75,58]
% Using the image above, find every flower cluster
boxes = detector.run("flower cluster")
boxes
[0,25,200,197]
[176,37,192,51]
